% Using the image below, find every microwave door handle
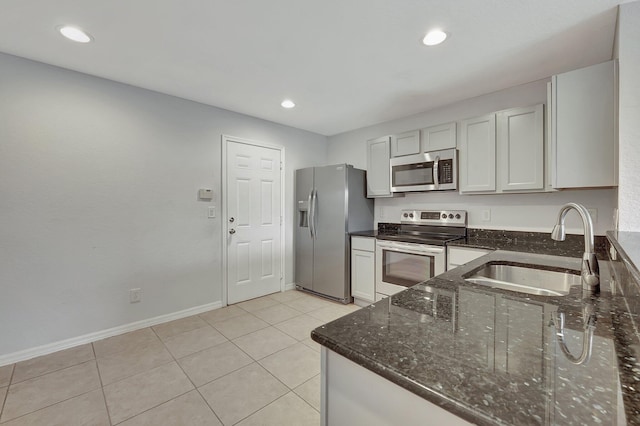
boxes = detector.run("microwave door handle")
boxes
[433,155,440,189]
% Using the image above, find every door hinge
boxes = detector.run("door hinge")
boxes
[280,162,283,170]
[280,216,283,225]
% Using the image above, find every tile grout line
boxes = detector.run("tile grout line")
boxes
[7,346,96,386]
[193,387,225,425]
[120,308,278,423]
[92,342,114,426]
[224,369,292,426]
[117,325,212,425]
[291,373,322,413]
[0,364,15,422]
[230,390,316,426]
[110,389,197,426]
[0,361,102,425]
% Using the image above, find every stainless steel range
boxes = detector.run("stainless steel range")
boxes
[376,210,467,299]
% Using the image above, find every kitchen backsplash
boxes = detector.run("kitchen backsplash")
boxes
[373,188,617,235]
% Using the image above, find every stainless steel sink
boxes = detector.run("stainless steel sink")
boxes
[464,263,582,296]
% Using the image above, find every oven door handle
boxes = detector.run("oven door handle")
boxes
[377,245,444,255]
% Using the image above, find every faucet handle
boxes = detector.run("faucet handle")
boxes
[581,254,600,292]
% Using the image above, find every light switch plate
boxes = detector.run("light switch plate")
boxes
[208,206,216,218]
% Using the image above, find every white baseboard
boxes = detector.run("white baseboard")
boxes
[0,301,223,367]
[284,282,297,291]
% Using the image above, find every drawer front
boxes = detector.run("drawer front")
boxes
[351,236,375,252]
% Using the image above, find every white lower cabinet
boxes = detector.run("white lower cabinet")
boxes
[321,347,472,426]
[447,246,490,271]
[351,236,376,305]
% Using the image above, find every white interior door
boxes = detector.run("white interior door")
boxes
[224,137,282,304]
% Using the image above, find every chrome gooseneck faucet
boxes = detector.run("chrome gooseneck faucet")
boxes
[551,203,600,293]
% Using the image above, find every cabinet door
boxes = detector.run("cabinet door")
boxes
[351,248,375,303]
[390,130,420,157]
[459,114,496,193]
[551,60,616,188]
[366,136,392,197]
[421,122,456,151]
[497,104,544,191]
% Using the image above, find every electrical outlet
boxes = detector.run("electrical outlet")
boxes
[481,209,491,222]
[208,206,216,218]
[130,288,142,303]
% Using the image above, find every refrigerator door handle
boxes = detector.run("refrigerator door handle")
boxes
[310,189,318,239]
[307,189,314,238]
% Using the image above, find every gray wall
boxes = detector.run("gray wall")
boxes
[0,53,328,356]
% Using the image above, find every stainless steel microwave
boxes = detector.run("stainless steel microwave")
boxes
[390,148,457,192]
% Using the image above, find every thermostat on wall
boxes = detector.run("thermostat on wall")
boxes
[198,189,213,201]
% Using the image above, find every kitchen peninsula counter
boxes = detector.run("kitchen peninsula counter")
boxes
[312,247,640,425]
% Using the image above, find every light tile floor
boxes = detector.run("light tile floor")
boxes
[0,290,359,425]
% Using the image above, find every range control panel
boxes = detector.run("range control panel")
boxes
[400,210,467,227]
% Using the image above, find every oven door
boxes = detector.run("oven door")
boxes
[375,240,445,296]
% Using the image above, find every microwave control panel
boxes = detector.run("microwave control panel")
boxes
[439,159,453,184]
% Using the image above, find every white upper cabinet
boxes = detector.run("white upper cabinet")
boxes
[459,105,545,194]
[421,122,457,151]
[390,130,420,157]
[459,114,496,193]
[497,104,544,191]
[366,136,393,198]
[550,60,617,188]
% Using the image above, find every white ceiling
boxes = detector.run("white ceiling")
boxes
[0,0,623,136]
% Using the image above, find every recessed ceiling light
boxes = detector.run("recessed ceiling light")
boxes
[423,30,447,46]
[281,99,295,109]
[58,26,93,43]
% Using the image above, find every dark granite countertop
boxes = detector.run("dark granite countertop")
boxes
[352,227,609,260]
[312,248,640,425]
[449,229,609,260]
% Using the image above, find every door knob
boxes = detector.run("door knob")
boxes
[229,229,236,234]
[229,217,235,223]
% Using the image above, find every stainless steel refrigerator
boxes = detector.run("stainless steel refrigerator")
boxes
[295,164,374,303]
